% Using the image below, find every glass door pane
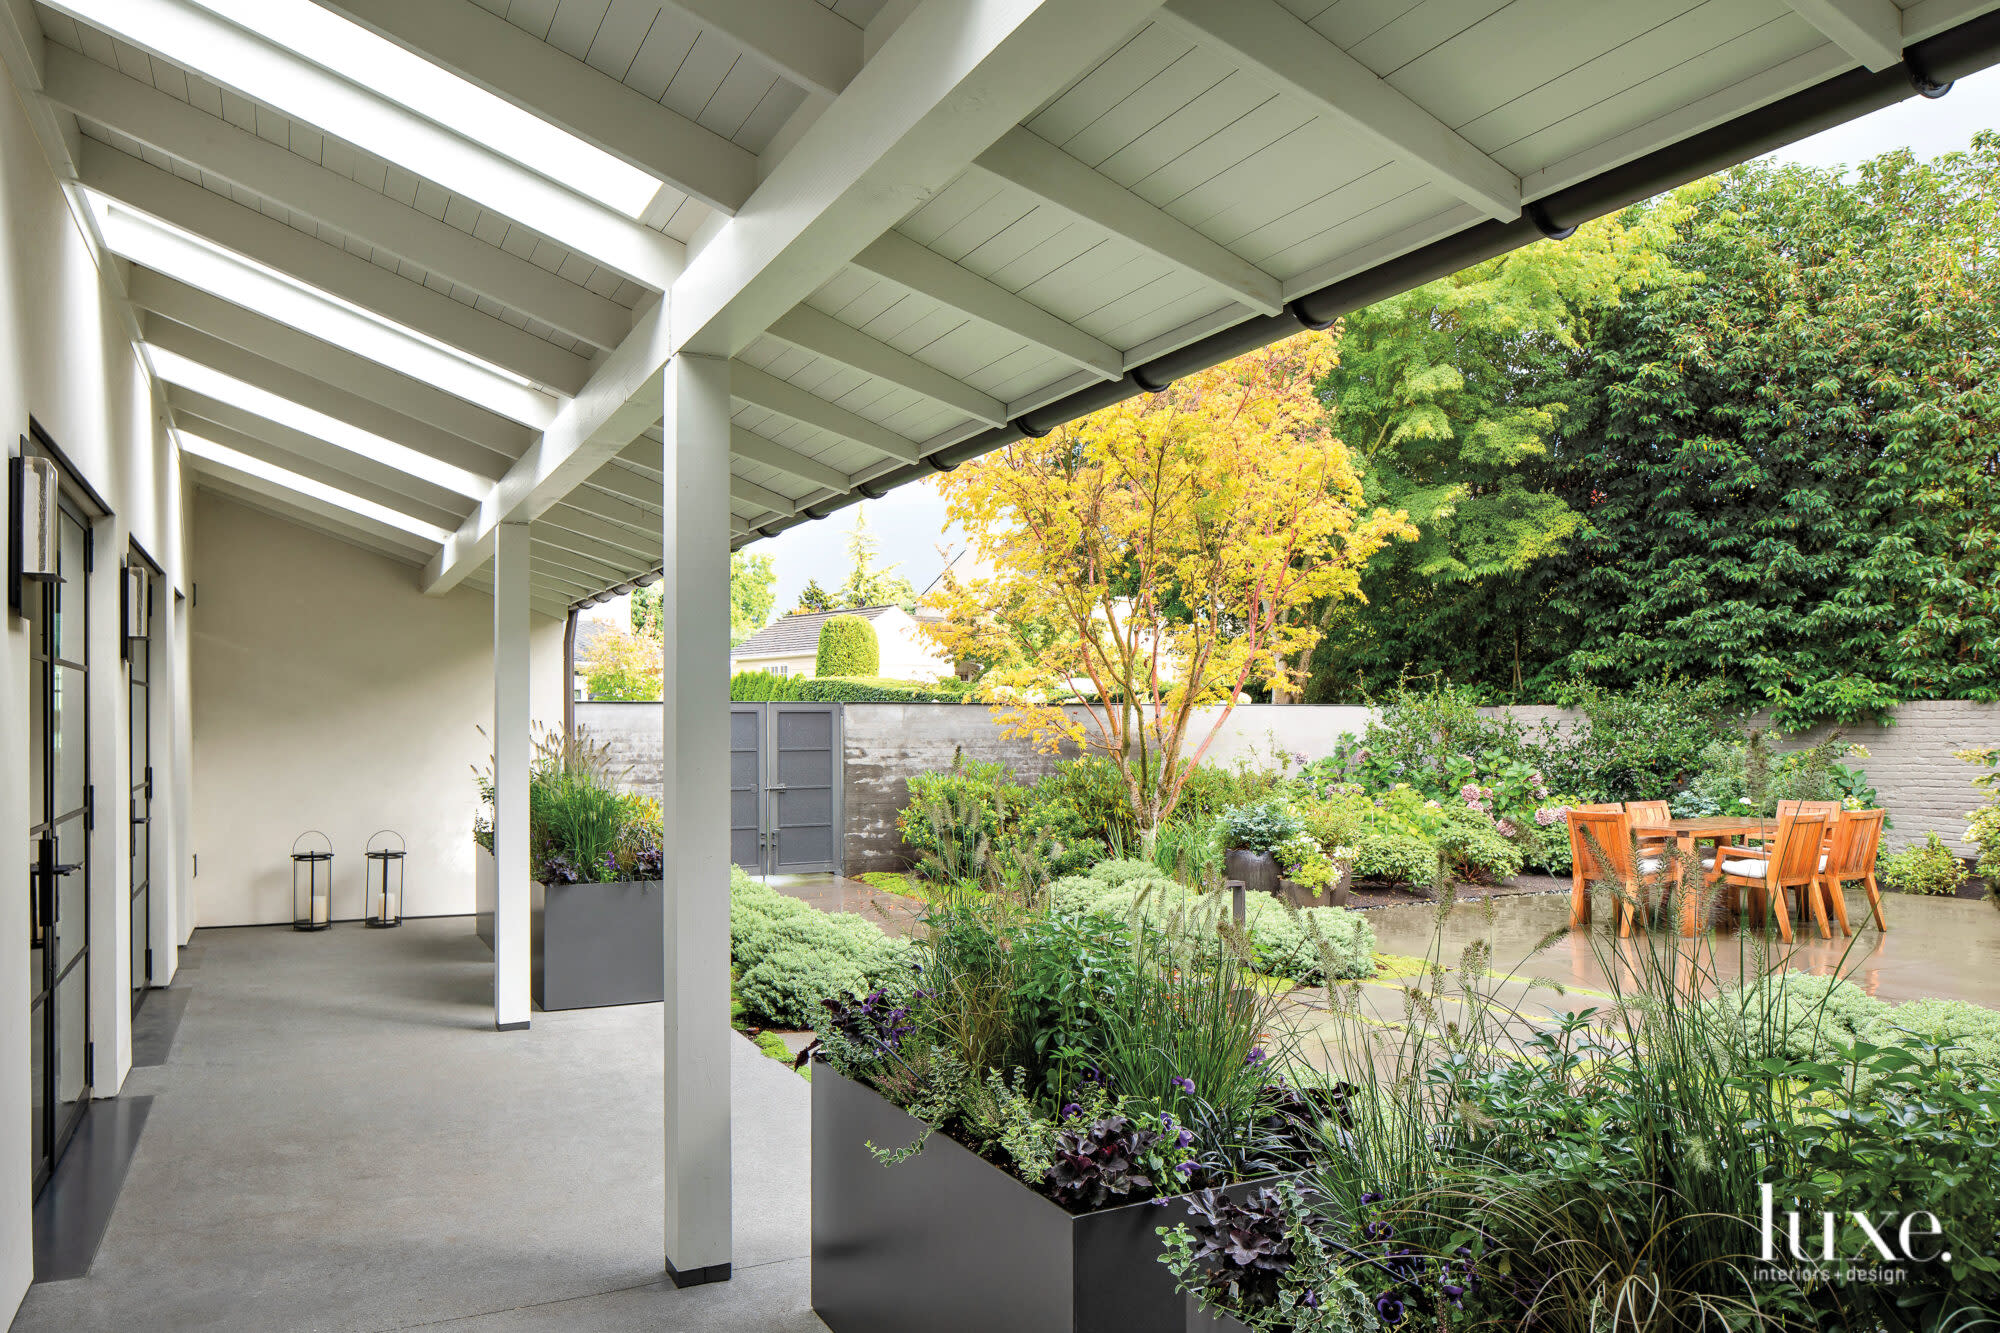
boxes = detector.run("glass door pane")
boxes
[54,962,87,1126]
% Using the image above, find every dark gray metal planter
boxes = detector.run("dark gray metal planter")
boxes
[1223,849,1279,898]
[1186,1294,1252,1332]
[813,1059,1288,1333]
[530,878,663,1010]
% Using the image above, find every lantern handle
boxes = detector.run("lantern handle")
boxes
[291,829,333,857]
[366,829,406,856]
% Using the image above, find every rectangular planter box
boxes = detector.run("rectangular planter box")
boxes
[475,844,496,951]
[530,878,663,1010]
[812,1059,1283,1333]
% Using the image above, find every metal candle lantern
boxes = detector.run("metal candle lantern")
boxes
[291,831,334,931]
[365,830,405,928]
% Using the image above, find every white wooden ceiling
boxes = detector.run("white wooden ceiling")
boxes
[2,0,1992,613]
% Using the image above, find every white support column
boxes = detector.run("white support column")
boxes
[660,352,733,1285]
[492,522,532,1031]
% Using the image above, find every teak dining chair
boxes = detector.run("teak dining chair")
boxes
[1569,806,1660,937]
[1715,809,1832,942]
[1818,809,1888,933]
[1626,799,1672,845]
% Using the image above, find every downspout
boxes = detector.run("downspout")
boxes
[739,10,2000,546]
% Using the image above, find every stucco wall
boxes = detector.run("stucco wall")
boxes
[190,492,565,926]
[0,53,193,1317]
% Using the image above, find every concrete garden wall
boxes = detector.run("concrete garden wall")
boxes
[576,700,1998,875]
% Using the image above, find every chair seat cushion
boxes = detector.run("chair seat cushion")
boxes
[1637,856,1664,874]
[1719,858,1769,877]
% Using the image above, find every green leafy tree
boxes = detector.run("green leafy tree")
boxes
[816,614,879,677]
[838,506,915,610]
[633,552,777,647]
[791,578,836,615]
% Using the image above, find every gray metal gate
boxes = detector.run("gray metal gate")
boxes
[728,703,843,875]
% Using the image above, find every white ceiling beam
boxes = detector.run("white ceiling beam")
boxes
[185,458,437,560]
[579,462,664,514]
[529,541,628,582]
[129,271,536,460]
[728,474,799,518]
[313,0,755,213]
[1158,0,1521,222]
[80,141,595,395]
[170,406,469,530]
[143,315,517,480]
[664,0,863,100]
[851,231,1122,382]
[523,559,600,596]
[729,362,921,464]
[44,0,683,289]
[1784,0,1903,69]
[430,0,1163,594]
[166,388,477,516]
[541,504,661,561]
[562,486,666,537]
[765,305,1006,425]
[43,45,632,350]
[667,0,1164,361]
[727,426,852,493]
[973,127,1283,316]
[531,528,649,578]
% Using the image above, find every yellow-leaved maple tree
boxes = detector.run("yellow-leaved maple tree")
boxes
[923,329,1411,836]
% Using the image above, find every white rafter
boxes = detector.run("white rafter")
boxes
[729,363,921,464]
[765,306,1007,426]
[973,128,1284,316]
[129,273,536,461]
[1157,0,1521,222]
[664,0,864,100]
[1785,0,1904,69]
[82,144,595,396]
[426,0,1169,594]
[44,0,684,287]
[725,426,852,494]
[44,47,632,350]
[143,316,517,481]
[851,231,1123,382]
[313,0,755,214]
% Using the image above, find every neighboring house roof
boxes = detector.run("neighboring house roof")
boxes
[572,617,615,661]
[731,606,901,660]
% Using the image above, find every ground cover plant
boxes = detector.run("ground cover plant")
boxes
[729,868,912,1029]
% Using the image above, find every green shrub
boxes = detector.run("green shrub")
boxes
[1706,972,1891,1063]
[1859,999,2000,1073]
[1353,831,1435,888]
[1882,832,1969,896]
[1047,859,1374,982]
[816,615,879,677]
[1218,798,1306,854]
[729,671,964,702]
[729,866,912,1028]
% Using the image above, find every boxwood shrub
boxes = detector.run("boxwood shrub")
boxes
[1047,860,1375,983]
[815,614,879,677]
[729,867,912,1028]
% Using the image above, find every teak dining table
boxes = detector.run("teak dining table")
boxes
[1640,816,1776,936]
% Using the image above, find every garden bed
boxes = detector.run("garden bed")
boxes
[811,1058,1290,1333]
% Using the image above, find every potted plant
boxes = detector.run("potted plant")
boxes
[1220,799,1306,898]
[475,726,666,1009]
[808,893,1319,1332]
[1273,833,1354,909]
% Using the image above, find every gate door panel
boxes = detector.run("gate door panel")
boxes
[729,705,763,870]
[767,704,841,874]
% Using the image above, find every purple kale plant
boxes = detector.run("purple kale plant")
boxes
[1178,1185,1295,1310]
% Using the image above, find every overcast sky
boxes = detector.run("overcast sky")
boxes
[596,67,2000,634]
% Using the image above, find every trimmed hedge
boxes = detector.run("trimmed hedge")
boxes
[729,670,966,702]
[816,615,879,677]
[1047,860,1376,983]
[729,866,912,1028]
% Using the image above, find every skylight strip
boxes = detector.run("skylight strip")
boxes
[91,196,560,428]
[186,0,660,218]
[47,0,679,287]
[146,344,490,499]
[179,432,453,544]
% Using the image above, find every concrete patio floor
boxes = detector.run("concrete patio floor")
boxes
[14,918,823,1333]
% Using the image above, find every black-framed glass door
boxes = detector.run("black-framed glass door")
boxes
[28,494,92,1196]
[129,553,154,1015]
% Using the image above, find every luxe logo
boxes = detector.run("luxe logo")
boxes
[1759,1183,1951,1265]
